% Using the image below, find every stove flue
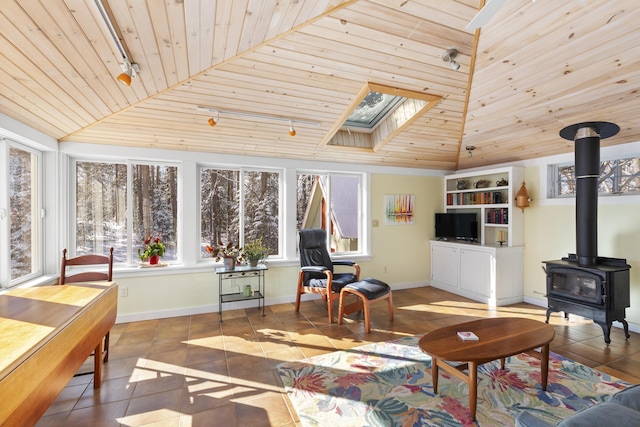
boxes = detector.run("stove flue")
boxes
[558,121,620,266]
[543,121,631,345]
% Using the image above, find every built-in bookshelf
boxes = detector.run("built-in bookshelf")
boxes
[443,166,524,246]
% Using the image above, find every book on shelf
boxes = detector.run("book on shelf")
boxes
[447,191,503,206]
[457,331,479,341]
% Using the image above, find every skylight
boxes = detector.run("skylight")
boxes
[343,91,405,131]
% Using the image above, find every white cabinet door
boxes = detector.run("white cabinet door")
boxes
[460,248,493,298]
[431,243,460,287]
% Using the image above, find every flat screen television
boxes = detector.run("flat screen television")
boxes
[435,212,478,241]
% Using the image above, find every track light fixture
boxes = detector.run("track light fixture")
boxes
[466,145,476,157]
[208,111,219,127]
[197,106,320,135]
[117,61,140,86]
[95,0,140,85]
[442,49,461,71]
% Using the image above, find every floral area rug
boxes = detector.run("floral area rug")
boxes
[276,335,629,427]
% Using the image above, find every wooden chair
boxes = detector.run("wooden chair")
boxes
[295,229,361,322]
[60,247,114,365]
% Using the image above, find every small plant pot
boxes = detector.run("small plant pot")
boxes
[223,257,236,270]
[249,259,259,267]
[149,255,160,265]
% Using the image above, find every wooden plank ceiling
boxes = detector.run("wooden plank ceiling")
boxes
[1,0,639,170]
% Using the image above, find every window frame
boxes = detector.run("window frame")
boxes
[295,170,365,257]
[548,155,640,199]
[1,139,44,287]
[198,164,284,262]
[69,157,182,266]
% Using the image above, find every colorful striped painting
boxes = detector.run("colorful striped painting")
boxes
[385,194,415,225]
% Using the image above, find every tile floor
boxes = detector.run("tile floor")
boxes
[36,287,640,426]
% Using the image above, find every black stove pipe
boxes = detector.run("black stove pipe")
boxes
[559,121,620,267]
[574,128,600,266]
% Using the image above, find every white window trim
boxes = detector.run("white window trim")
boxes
[542,155,640,207]
[67,157,182,267]
[0,140,44,287]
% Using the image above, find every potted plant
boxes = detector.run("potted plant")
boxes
[243,237,269,267]
[206,240,243,270]
[138,236,165,265]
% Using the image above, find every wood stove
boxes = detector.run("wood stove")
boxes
[544,254,630,344]
[543,121,631,345]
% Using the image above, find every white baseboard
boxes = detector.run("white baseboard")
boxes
[115,280,429,324]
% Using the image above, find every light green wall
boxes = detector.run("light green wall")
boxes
[365,174,443,283]
[115,173,443,321]
[522,165,640,325]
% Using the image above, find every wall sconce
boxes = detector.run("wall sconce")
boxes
[516,181,532,212]
[288,120,296,137]
[466,145,476,157]
[442,49,461,71]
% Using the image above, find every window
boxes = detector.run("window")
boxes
[343,91,405,131]
[74,161,178,262]
[296,173,361,254]
[1,143,42,286]
[550,156,640,198]
[243,170,279,255]
[200,167,280,258]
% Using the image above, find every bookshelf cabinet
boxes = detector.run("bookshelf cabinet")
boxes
[430,240,524,307]
[430,166,525,307]
[444,166,524,246]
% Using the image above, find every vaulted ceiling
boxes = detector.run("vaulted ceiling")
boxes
[1,0,639,170]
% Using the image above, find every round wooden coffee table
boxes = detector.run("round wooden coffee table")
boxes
[418,317,555,420]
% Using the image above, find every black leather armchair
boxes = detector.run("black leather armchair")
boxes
[295,229,360,322]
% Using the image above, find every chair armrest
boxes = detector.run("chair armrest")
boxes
[332,260,356,267]
[301,266,330,273]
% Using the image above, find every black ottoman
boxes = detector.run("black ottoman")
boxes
[338,278,393,333]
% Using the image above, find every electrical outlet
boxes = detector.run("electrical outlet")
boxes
[121,286,128,297]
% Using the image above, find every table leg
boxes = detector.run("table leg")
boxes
[541,343,550,391]
[431,357,439,393]
[469,361,478,420]
[93,339,103,389]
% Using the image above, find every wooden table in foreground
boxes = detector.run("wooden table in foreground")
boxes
[0,282,117,427]
[418,317,555,420]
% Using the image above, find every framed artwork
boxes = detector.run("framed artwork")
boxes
[385,194,415,225]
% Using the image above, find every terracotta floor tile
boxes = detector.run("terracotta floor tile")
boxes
[63,400,129,427]
[44,383,88,415]
[39,287,640,426]
[74,376,135,409]
[121,389,184,426]
[180,403,237,427]
[34,411,69,427]
[234,391,293,427]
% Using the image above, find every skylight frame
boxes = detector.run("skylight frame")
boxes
[343,92,406,132]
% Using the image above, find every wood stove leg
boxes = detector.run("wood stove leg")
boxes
[594,320,612,345]
[545,309,553,324]
[564,312,569,321]
[621,319,630,339]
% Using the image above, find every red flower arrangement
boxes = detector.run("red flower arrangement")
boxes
[138,236,166,264]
